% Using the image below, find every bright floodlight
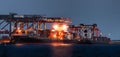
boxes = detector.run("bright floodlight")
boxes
[53,24,58,30]
[52,24,68,31]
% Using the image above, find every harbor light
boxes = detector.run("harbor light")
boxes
[53,24,58,30]
[52,24,68,31]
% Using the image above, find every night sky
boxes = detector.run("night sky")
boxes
[0,0,119,40]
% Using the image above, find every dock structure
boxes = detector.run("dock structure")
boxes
[0,13,71,37]
[0,13,111,44]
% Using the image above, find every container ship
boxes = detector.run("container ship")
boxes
[0,13,111,44]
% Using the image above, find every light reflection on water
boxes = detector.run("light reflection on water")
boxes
[14,43,72,47]
[15,43,24,46]
[11,43,120,57]
[50,43,73,57]
[50,42,72,47]
[14,43,73,57]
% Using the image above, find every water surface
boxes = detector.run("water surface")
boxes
[0,43,120,57]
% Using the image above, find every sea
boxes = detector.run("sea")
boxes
[0,43,120,57]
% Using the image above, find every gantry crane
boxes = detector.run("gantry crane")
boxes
[0,13,71,38]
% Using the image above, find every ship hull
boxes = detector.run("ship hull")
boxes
[10,35,110,44]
